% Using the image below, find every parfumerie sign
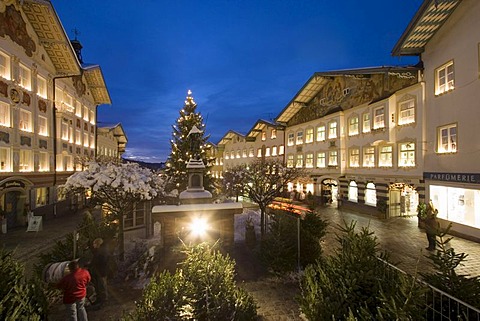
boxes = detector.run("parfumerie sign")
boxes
[424,172,480,184]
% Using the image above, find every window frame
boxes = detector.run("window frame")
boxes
[38,115,48,136]
[363,147,375,167]
[398,99,415,125]
[398,142,415,167]
[19,109,32,132]
[328,121,337,139]
[349,148,360,168]
[316,125,326,141]
[435,60,454,95]
[328,150,338,166]
[287,132,295,146]
[0,50,11,80]
[19,149,33,172]
[373,107,385,129]
[39,151,49,172]
[379,145,393,167]
[0,147,11,172]
[362,113,371,133]
[437,123,457,153]
[0,101,10,127]
[296,154,304,168]
[305,128,314,143]
[19,63,31,90]
[296,130,304,145]
[316,152,326,168]
[37,75,47,98]
[348,116,359,136]
[305,153,314,168]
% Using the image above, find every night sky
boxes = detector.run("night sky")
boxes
[53,0,422,163]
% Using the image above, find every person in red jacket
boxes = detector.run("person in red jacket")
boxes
[57,260,91,321]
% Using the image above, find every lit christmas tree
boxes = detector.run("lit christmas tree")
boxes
[165,90,214,193]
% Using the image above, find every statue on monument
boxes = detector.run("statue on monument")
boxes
[187,125,203,160]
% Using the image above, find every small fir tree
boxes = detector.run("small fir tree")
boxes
[165,90,214,193]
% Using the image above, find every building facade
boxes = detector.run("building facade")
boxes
[97,123,127,159]
[0,1,110,228]
[393,0,480,240]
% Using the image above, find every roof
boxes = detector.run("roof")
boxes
[217,130,245,145]
[246,119,284,139]
[392,0,462,56]
[22,0,111,105]
[275,66,420,124]
[98,123,127,144]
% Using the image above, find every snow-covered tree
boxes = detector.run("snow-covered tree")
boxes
[243,159,303,237]
[221,165,246,202]
[165,90,214,193]
[62,161,165,258]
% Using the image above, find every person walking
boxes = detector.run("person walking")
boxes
[90,238,109,306]
[424,200,439,251]
[56,260,91,321]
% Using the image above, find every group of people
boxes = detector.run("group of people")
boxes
[56,237,111,321]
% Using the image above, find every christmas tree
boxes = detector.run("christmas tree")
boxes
[165,90,214,193]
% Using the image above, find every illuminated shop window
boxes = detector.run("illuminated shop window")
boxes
[348,181,358,202]
[365,182,376,206]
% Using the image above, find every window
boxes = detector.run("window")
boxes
[39,152,49,171]
[83,132,89,147]
[296,131,303,145]
[398,99,415,125]
[349,116,359,136]
[328,121,337,139]
[265,147,270,157]
[0,51,10,79]
[61,121,69,141]
[90,135,95,149]
[38,116,48,136]
[0,147,11,171]
[306,153,314,168]
[438,124,457,153]
[35,187,49,207]
[379,146,393,167]
[287,154,294,167]
[316,125,326,141]
[271,129,277,139]
[19,149,33,172]
[257,148,262,157]
[349,148,359,167]
[61,154,73,171]
[55,87,62,105]
[261,131,266,141]
[220,157,223,165]
[83,106,89,121]
[75,102,82,117]
[249,147,254,157]
[348,181,358,202]
[328,150,338,166]
[37,75,47,98]
[362,113,371,133]
[19,64,31,90]
[399,143,415,167]
[242,149,247,158]
[365,183,377,206]
[64,93,73,111]
[75,129,81,145]
[19,110,32,132]
[124,203,146,229]
[316,152,326,168]
[0,101,10,127]
[90,110,95,124]
[296,154,303,168]
[279,145,284,155]
[435,61,454,95]
[305,128,314,143]
[287,132,294,146]
[373,107,385,129]
[363,147,375,167]
[272,146,277,156]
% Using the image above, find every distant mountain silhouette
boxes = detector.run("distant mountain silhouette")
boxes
[123,158,165,171]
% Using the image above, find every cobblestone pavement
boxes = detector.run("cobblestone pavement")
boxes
[2,204,480,320]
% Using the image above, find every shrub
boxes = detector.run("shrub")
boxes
[122,242,257,321]
[298,220,425,320]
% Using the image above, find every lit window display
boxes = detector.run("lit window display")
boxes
[430,185,480,228]
[365,182,377,206]
[348,181,358,203]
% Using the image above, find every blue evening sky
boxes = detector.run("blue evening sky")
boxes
[53,0,422,163]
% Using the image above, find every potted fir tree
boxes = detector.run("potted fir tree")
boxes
[417,202,427,229]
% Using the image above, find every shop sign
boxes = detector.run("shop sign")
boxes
[0,180,25,191]
[424,172,480,184]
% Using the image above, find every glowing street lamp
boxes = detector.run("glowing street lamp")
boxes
[189,217,209,238]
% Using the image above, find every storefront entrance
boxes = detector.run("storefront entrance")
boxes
[1,191,27,228]
[388,183,418,217]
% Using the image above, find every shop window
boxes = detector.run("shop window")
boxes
[0,101,10,127]
[296,154,304,168]
[287,132,294,146]
[328,150,338,166]
[349,116,359,136]
[438,124,457,153]
[363,147,375,167]
[36,187,49,207]
[19,64,31,90]
[0,147,11,171]
[365,182,377,206]
[435,61,454,95]
[362,113,371,133]
[399,143,415,167]
[328,121,337,139]
[316,152,326,168]
[287,154,294,168]
[348,181,358,202]
[296,131,303,145]
[0,51,11,80]
[398,99,415,125]
[373,107,385,129]
[305,153,314,168]
[349,148,359,167]
[379,145,393,167]
[316,125,326,141]
[305,128,314,143]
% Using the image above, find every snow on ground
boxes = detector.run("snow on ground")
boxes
[234,208,261,242]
